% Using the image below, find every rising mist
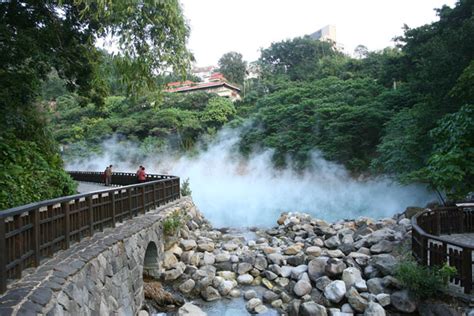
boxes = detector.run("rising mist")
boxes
[66,129,436,227]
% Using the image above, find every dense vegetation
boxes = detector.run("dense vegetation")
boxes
[1,0,473,209]
[0,0,191,209]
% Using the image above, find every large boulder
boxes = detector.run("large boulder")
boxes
[180,239,197,251]
[391,290,417,313]
[237,274,254,285]
[324,280,346,303]
[200,286,221,302]
[178,279,195,294]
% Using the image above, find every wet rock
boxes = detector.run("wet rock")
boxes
[178,279,195,294]
[246,298,263,314]
[287,254,305,266]
[375,293,390,307]
[254,255,268,271]
[178,302,206,316]
[200,286,220,302]
[390,290,417,313]
[315,276,332,291]
[291,265,308,280]
[263,290,279,303]
[217,280,234,296]
[263,270,278,281]
[237,262,253,275]
[324,280,346,303]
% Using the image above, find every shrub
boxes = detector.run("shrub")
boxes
[162,210,189,236]
[395,260,457,299]
[181,178,192,196]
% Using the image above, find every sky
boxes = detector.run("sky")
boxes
[180,0,457,66]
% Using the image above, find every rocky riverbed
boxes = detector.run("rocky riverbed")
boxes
[140,201,467,316]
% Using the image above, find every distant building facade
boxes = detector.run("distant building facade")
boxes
[166,73,241,102]
[310,25,337,42]
[191,65,218,82]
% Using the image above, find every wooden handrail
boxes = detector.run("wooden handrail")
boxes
[0,171,181,293]
[412,205,474,294]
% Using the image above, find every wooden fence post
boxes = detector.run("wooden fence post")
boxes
[0,218,6,293]
[33,209,40,266]
[62,202,70,248]
[141,186,146,214]
[462,248,472,294]
[111,191,116,227]
[86,196,93,236]
[128,188,133,218]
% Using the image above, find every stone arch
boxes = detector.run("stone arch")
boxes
[143,241,160,279]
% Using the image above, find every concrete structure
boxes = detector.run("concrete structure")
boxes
[0,198,195,315]
[310,25,336,42]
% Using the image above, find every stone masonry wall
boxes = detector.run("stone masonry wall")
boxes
[0,197,195,316]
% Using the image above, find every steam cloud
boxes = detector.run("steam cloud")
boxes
[66,129,436,227]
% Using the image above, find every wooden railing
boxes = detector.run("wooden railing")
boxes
[0,171,180,293]
[412,204,474,294]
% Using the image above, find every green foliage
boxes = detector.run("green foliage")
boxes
[420,105,474,199]
[181,178,192,197]
[239,77,389,171]
[163,210,189,236]
[395,260,457,299]
[218,51,247,86]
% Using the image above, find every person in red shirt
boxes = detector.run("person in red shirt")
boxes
[138,166,146,183]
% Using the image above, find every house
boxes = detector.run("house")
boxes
[166,73,241,102]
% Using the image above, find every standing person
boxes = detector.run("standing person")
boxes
[105,164,113,186]
[136,165,143,183]
[138,166,146,183]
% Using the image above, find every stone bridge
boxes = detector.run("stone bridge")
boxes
[0,197,195,315]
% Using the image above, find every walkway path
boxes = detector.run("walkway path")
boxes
[76,181,111,193]
[441,233,474,246]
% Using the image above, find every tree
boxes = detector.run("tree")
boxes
[218,52,247,86]
[0,0,192,209]
[354,45,369,59]
[259,36,341,81]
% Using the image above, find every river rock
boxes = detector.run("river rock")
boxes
[237,274,254,285]
[291,265,308,280]
[370,240,394,254]
[163,251,179,269]
[324,236,341,249]
[200,286,220,301]
[217,280,234,296]
[216,271,235,280]
[324,280,346,303]
[306,246,322,256]
[315,276,332,291]
[178,302,207,316]
[376,293,390,307]
[371,254,397,276]
[300,302,327,316]
[178,279,195,294]
[342,267,367,291]
[244,290,257,300]
[180,239,197,251]
[263,290,279,303]
[246,298,263,313]
[294,279,312,297]
[215,252,231,262]
[346,287,368,312]
[391,290,417,313]
[237,262,253,275]
[285,244,303,255]
[367,278,385,294]
[364,302,386,316]
[254,255,268,270]
[197,242,215,252]
[223,242,239,251]
[325,258,346,277]
[203,252,215,265]
[308,257,329,281]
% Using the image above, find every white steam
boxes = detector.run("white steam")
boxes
[66,129,436,227]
